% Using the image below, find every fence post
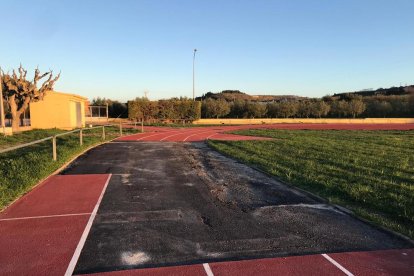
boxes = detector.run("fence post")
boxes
[141,120,144,133]
[102,126,105,140]
[119,122,123,136]
[52,136,57,161]
[79,129,83,146]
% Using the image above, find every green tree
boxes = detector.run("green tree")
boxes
[245,102,267,118]
[409,93,414,116]
[229,99,246,118]
[310,101,331,118]
[297,101,312,118]
[329,100,349,117]
[202,98,230,118]
[278,102,298,118]
[348,99,366,118]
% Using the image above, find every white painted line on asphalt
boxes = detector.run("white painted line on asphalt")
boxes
[0,213,91,222]
[322,254,354,276]
[203,263,214,276]
[64,174,112,276]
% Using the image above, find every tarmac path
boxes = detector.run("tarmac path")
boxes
[60,141,412,274]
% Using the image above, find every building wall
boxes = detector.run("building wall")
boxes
[30,91,87,130]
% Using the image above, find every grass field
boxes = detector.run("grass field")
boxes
[208,129,414,239]
[0,127,138,210]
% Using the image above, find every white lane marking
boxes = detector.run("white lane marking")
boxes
[159,130,187,141]
[159,128,206,141]
[136,129,181,141]
[0,213,91,222]
[206,133,218,139]
[136,132,164,141]
[64,174,112,276]
[322,254,354,276]
[183,130,219,141]
[203,263,214,276]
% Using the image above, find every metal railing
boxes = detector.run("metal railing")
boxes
[0,121,144,161]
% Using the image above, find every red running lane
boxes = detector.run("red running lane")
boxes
[86,249,414,275]
[209,254,340,276]
[0,174,110,276]
[90,264,206,275]
[330,248,414,275]
[117,124,414,142]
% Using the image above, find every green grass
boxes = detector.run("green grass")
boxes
[208,129,414,239]
[0,129,67,150]
[0,126,139,210]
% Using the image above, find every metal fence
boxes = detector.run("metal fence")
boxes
[0,121,144,161]
[86,105,108,118]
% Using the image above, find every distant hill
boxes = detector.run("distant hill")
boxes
[333,85,414,98]
[196,90,307,102]
[197,85,414,102]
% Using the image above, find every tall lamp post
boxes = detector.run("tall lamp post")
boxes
[0,68,5,135]
[193,48,197,101]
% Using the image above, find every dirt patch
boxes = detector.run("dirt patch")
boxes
[179,142,315,211]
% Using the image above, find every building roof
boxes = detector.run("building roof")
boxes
[52,91,88,101]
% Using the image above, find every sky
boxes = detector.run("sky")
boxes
[1,0,413,101]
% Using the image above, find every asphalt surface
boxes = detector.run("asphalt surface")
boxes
[60,141,412,274]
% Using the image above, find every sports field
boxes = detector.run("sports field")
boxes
[0,124,413,275]
[208,129,414,239]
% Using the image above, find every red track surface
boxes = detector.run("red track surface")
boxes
[118,123,414,142]
[90,249,414,275]
[0,174,109,276]
[1,124,414,275]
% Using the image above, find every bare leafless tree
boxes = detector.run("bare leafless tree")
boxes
[0,65,60,130]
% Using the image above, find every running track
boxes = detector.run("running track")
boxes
[1,124,413,275]
[118,123,414,142]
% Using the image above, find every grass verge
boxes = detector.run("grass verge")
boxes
[208,129,414,239]
[0,126,139,210]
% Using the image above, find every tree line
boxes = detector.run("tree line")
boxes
[201,94,414,119]
[128,97,201,122]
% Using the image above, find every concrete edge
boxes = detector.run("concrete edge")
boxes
[205,140,414,246]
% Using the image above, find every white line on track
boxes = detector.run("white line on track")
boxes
[158,128,202,141]
[0,213,91,222]
[206,133,218,139]
[203,263,214,276]
[64,174,112,276]
[322,254,354,276]
[183,130,219,141]
[135,129,182,141]
[136,132,166,141]
[159,130,189,141]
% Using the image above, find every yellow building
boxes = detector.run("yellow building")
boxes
[30,91,87,130]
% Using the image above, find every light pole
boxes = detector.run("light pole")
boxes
[0,68,5,135]
[193,48,197,101]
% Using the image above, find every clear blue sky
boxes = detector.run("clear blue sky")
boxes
[1,0,413,101]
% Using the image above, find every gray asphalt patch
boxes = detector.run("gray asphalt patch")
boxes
[61,142,412,274]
